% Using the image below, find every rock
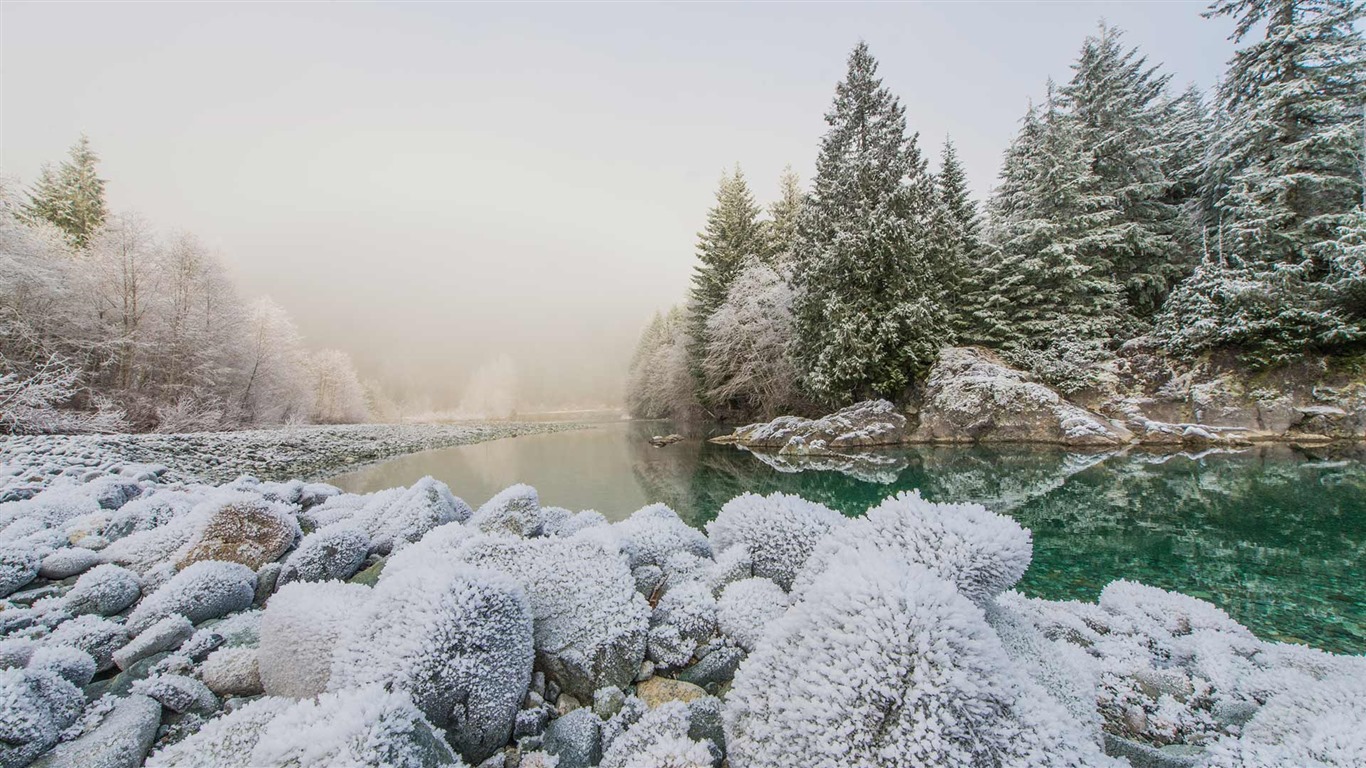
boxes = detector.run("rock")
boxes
[471,484,545,537]
[45,615,129,673]
[0,543,40,598]
[0,668,85,766]
[914,347,1133,445]
[252,562,280,606]
[106,651,173,697]
[38,547,101,580]
[276,524,369,586]
[677,644,744,689]
[1124,704,1149,734]
[259,581,365,698]
[599,700,712,768]
[29,693,161,768]
[114,615,194,671]
[63,563,142,616]
[199,647,262,697]
[126,560,257,634]
[134,673,219,715]
[636,661,655,683]
[712,399,909,454]
[514,706,552,739]
[349,554,386,586]
[541,708,603,768]
[0,639,37,669]
[1103,733,1201,768]
[614,504,712,572]
[1212,698,1259,728]
[632,565,664,597]
[556,693,582,716]
[1135,667,1194,702]
[715,577,787,652]
[706,492,843,591]
[27,646,97,687]
[367,476,470,552]
[649,434,684,447]
[175,495,299,571]
[647,581,717,668]
[593,686,626,720]
[635,677,707,709]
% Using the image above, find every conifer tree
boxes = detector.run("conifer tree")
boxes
[936,139,982,339]
[768,166,803,260]
[790,42,947,404]
[23,135,108,249]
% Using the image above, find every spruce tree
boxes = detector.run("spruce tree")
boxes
[936,139,982,340]
[790,42,947,404]
[768,166,803,261]
[23,135,108,249]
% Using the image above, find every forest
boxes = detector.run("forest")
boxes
[0,141,387,434]
[628,0,1366,422]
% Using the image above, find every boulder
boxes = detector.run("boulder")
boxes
[44,615,128,673]
[175,495,299,571]
[38,547,101,580]
[712,400,909,455]
[199,647,262,697]
[125,561,256,635]
[541,707,603,768]
[276,524,369,586]
[63,563,142,616]
[0,667,85,767]
[0,543,39,598]
[914,347,1133,445]
[636,677,707,709]
[29,693,161,768]
[114,615,194,671]
[259,581,365,698]
[706,493,843,591]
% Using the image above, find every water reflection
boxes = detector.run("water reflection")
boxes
[328,421,1366,654]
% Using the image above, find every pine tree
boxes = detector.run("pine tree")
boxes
[790,42,947,404]
[1060,25,1201,327]
[23,135,108,249]
[768,166,804,261]
[936,139,982,339]
[688,166,768,393]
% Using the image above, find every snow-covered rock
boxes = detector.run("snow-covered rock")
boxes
[275,523,369,586]
[37,547,101,580]
[114,615,194,671]
[1205,673,1366,767]
[26,646,96,688]
[706,493,843,591]
[915,347,1134,445]
[132,673,218,714]
[470,483,545,537]
[199,646,262,697]
[647,580,717,668]
[63,563,142,616]
[27,693,161,768]
[0,543,40,598]
[174,493,299,571]
[125,560,256,634]
[713,399,909,455]
[44,615,128,673]
[715,577,787,653]
[0,667,85,767]
[258,580,366,698]
[600,700,713,768]
[613,504,712,571]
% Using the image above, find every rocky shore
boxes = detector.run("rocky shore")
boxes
[715,347,1366,452]
[1,453,1361,767]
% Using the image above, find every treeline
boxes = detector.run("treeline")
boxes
[1,138,385,434]
[629,0,1366,421]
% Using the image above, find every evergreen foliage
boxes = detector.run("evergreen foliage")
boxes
[22,135,108,249]
[767,166,804,261]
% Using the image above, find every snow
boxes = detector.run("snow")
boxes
[259,580,367,698]
[613,504,712,571]
[705,492,843,591]
[44,614,128,672]
[125,560,256,634]
[470,483,544,537]
[277,523,370,585]
[600,701,712,768]
[0,667,85,765]
[26,645,96,688]
[0,543,40,598]
[646,580,717,668]
[715,577,787,653]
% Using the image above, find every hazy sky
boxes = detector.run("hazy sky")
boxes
[1,1,1237,408]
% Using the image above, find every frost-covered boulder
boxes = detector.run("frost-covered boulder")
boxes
[99,509,208,575]
[716,577,787,653]
[276,524,369,586]
[647,580,717,669]
[37,547,100,580]
[63,563,142,616]
[0,543,39,598]
[470,484,545,537]
[44,615,128,672]
[368,476,469,553]
[133,673,219,714]
[26,646,96,688]
[0,667,85,767]
[330,561,532,764]
[200,647,262,697]
[706,493,843,591]
[724,555,1117,768]
[114,615,194,670]
[795,491,1031,606]
[601,701,714,768]
[146,687,461,768]
[175,494,300,571]
[913,346,1133,445]
[713,400,909,455]
[985,599,1104,743]
[259,580,367,698]
[614,504,711,571]
[103,492,196,541]
[1205,674,1366,767]
[126,560,256,634]
[27,693,161,768]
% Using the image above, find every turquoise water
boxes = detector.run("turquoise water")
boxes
[329,421,1366,655]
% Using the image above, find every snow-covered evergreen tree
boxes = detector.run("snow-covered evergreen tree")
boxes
[22,136,108,249]
[767,166,803,261]
[936,139,982,340]
[790,42,948,404]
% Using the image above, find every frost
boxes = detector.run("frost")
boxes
[795,490,1031,605]
[63,562,143,617]
[44,614,128,672]
[715,577,787,653]
[613,504,711,570]
[126,560,256,634]
[132,673,218,714]
[307,477,466,554]
[0,542,40,597]
[99,505,210,574]
[1205,673,1366,767]
[600,701,711,768]
[277,523,370,585]
[173,492,300,571]
[104,493,198,542]
[27,645,96,687]
[0,667,84,765]
[329,561,532,764]
[705,492,843,591]
[724,554,1117,768]
[259,580,367,698]
[37,546,101,580]
[114,614,194,670]
[470,483,544,537]
[647,580,717,668]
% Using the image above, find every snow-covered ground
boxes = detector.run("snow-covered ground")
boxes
[0,422,581,494]
[1,454,1362,767]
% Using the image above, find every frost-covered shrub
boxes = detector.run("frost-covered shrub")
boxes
[614,504,712,570]
[706,493,843,590]
[470,483,544,537]
[449,534,650,700]
[794,491,1031,605]
[601,701,713,768]
[724,554,1116,768]
[174,493,300,571]
[716,577,787,653]
[148,688,462,768]
[44,614,128,672]
[329,560,533,764]
[63,562,142,616]
[0,667,85,766]
[126,560,256,634]
[1205,673,1366,767]
[648,580,718,668]
[0,542,39,598]
[259,580,367,698]
[276,523,369,586]
[26,645,96,687]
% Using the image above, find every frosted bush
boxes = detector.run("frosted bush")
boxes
[601,701,712,768]
[126,560,256,634]
[259,580,368,698]
[0,667,84,766]
[27,645,96,687]
[794,490,1031,605]
[716,577,787,653]
[724,554,1117,768]
[329,561,533,764]
[470,483,544,537]
[44,614,128,672]
[1205,673,1366,767]
[706,492,843,590]
[0,542,39,597]
[614,504,712,570]
[277,523,370,585]
[648,580,718,668]
[64,563,142,616]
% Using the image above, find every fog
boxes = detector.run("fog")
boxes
[1,2,1234,411]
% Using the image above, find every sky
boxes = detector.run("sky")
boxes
[1,1,1238,409]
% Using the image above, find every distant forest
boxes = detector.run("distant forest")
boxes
[628,0,1366,422]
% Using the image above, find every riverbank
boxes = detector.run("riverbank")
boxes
[0,422,586,495]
